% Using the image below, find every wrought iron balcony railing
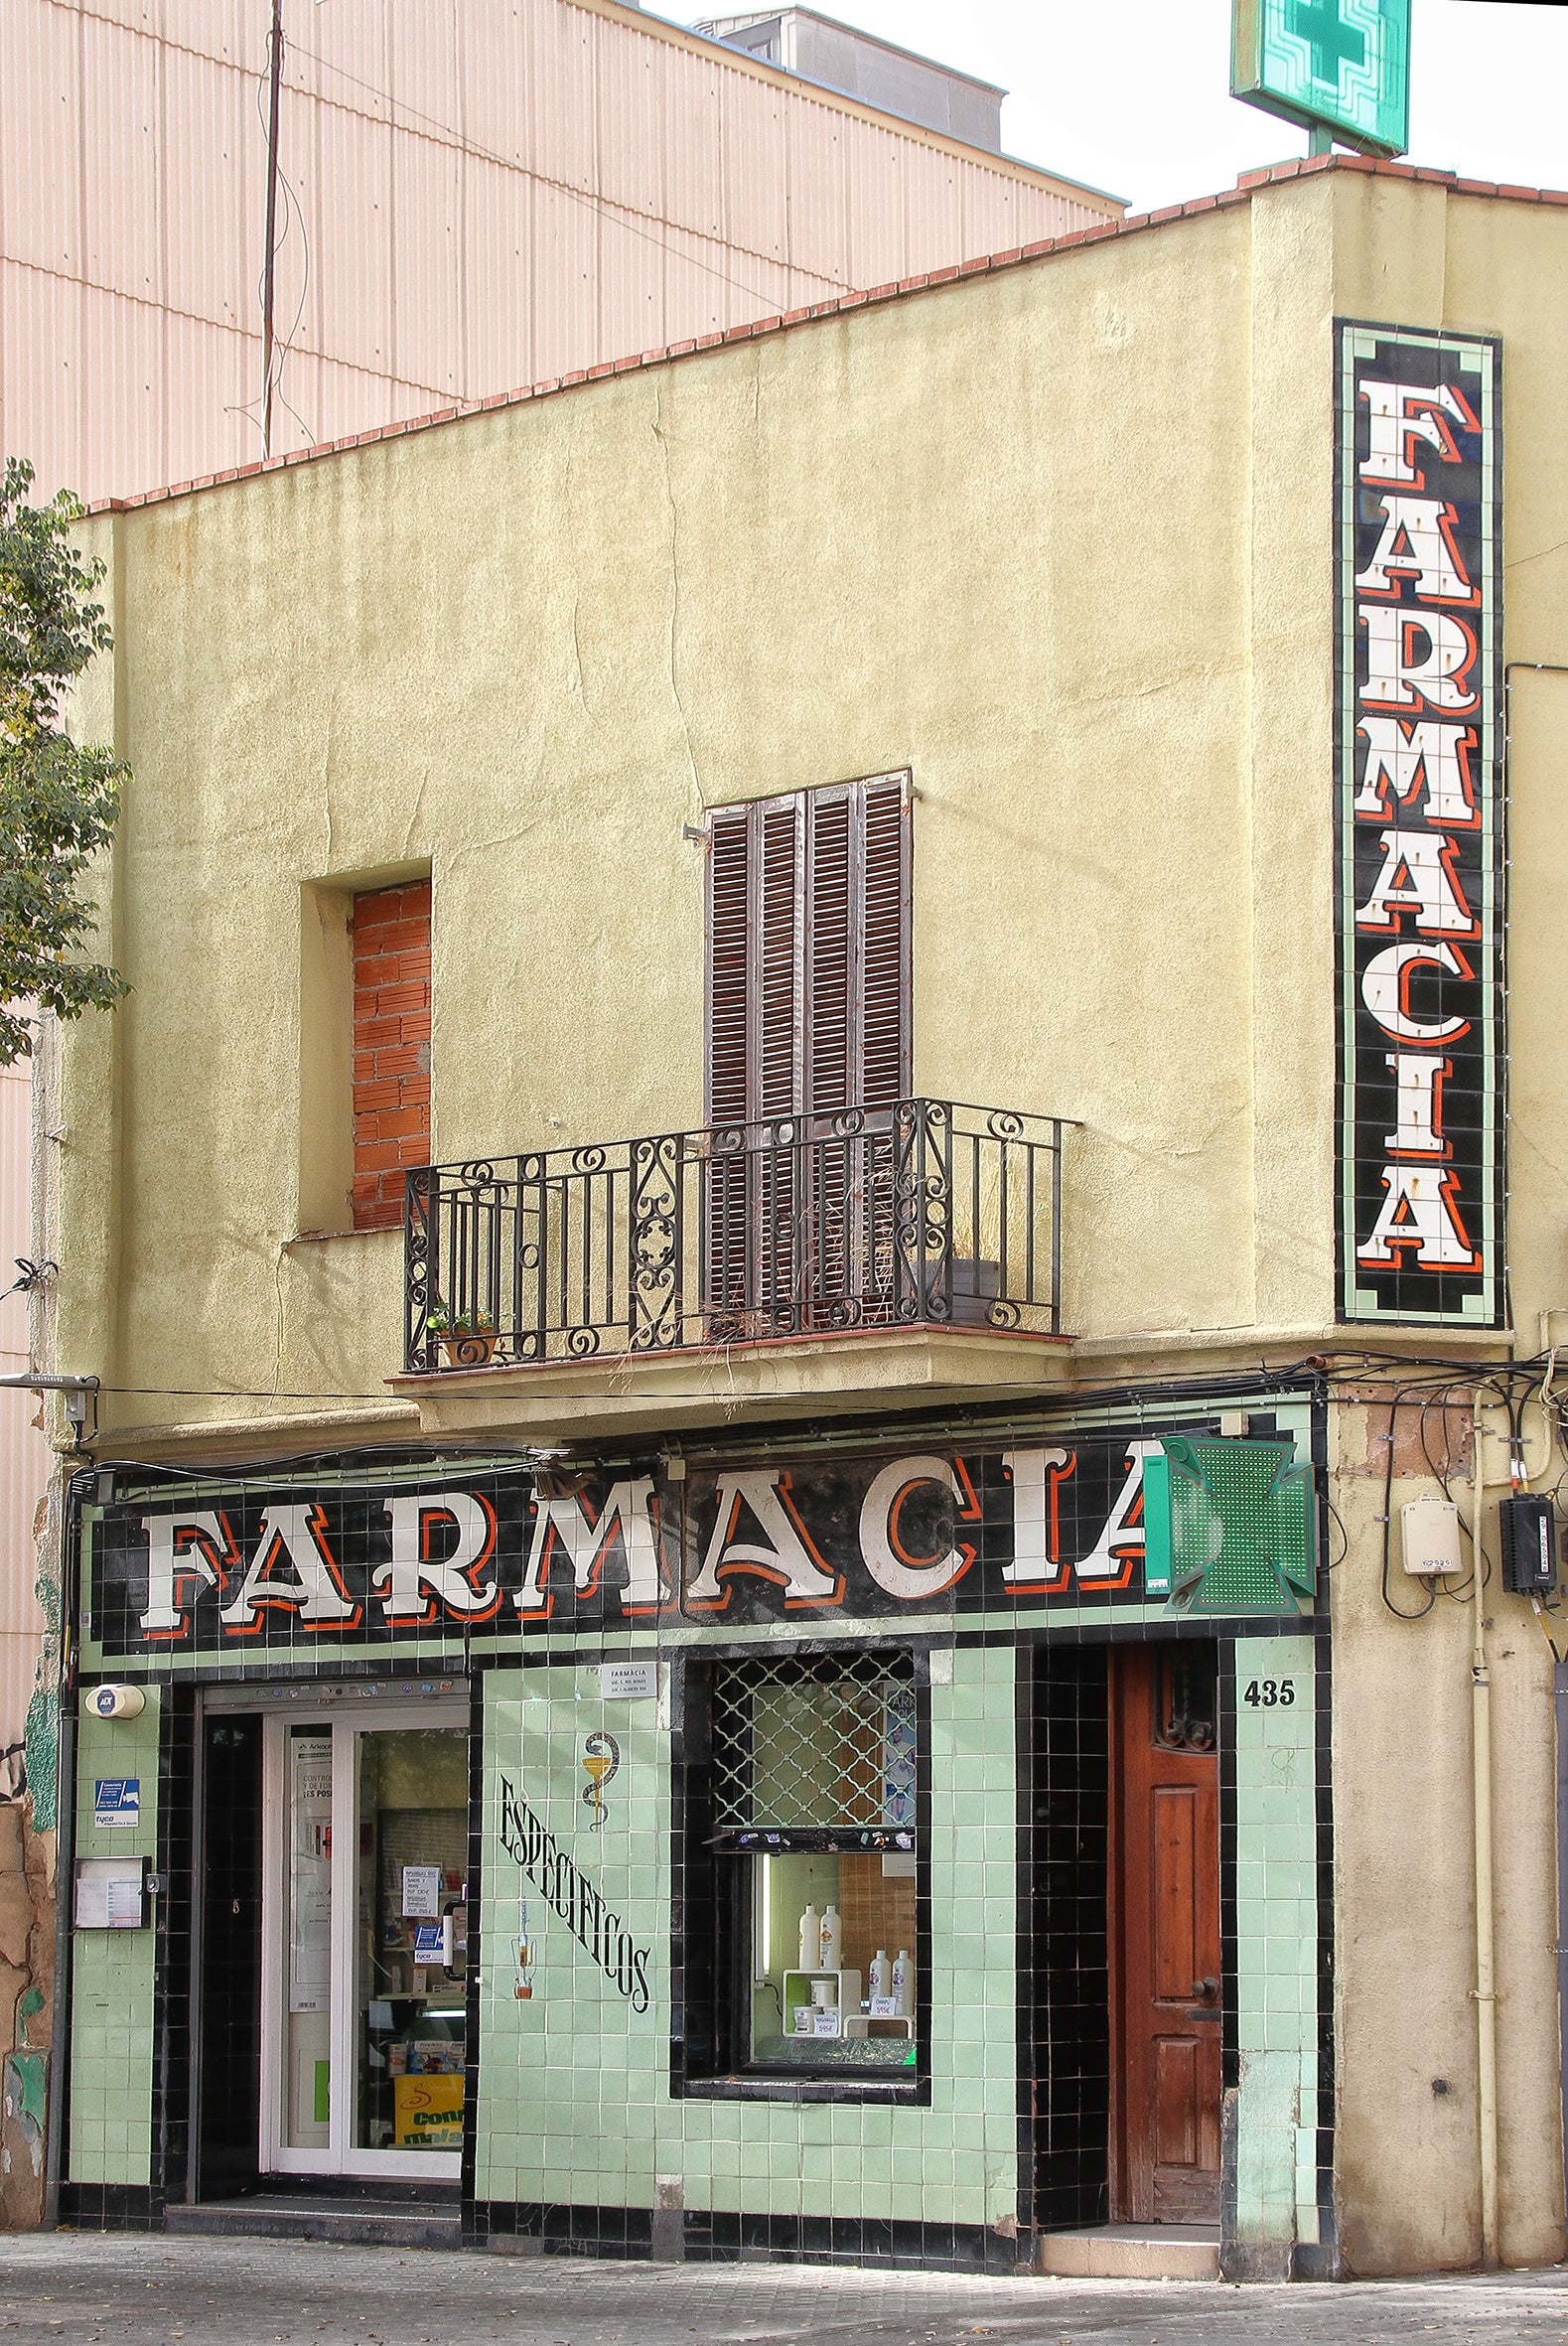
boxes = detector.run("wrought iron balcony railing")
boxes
[404,1099,1067,1373]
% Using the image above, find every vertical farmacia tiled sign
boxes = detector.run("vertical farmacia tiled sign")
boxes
[1335,321,1503,1324]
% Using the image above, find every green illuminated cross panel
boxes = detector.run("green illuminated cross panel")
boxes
[1232,0,1410,158]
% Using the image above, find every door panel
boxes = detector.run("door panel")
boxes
[196,1714,263,2200]
[260,1707,469,2178]
[1151,1787,1198,1999]
[1112,1646,1221,2225]
[1154,2037,1198,2165]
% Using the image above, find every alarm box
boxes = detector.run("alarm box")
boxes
[1498,1494,1558,1595]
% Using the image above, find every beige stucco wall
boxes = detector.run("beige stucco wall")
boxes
[67,196,1271,1442]
[48,165,1568,2273]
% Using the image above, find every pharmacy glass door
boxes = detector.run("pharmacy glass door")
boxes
[260,1707,470,2178]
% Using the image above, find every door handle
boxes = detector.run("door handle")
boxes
[1192,1977,1218,2000]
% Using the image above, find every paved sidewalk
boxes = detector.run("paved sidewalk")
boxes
[2,2234,1567,2346]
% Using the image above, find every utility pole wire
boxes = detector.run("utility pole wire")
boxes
[261,0,285,459]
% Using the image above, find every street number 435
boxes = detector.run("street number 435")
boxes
[1242,1678,1296,1707]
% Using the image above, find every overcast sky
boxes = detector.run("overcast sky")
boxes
[669,0,1568,214]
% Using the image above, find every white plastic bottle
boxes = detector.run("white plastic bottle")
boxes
[817,1903,841,1971]
[798,1904,820,1971]
[870,1949,892,2000]
[892,1947,914,2017]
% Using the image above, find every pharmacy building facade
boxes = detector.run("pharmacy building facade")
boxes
[43,159,1568,2281]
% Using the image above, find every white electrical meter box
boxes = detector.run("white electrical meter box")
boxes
[1401,1497,1463,1577]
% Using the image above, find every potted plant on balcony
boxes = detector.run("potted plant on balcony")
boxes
[425,1304,499,1368]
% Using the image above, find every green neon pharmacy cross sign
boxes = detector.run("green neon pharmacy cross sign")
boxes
[1231,0,1411,158]
[1291,0,1365,84]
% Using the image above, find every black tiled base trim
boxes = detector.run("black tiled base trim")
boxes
[472,2200,1021,2273]
[59,2184,164,2231]
[472,2200,654,2256]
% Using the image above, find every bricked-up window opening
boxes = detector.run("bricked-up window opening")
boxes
[694,1651,923,2084]
[704,775,911,1327]
[352,883,431,1232]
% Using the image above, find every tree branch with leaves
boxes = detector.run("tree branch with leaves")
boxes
[0,456,129,1065]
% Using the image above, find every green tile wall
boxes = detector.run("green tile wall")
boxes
[475,1646,1020,2230]
[1231,1637,1319,2249]
[69,1697,161,2187]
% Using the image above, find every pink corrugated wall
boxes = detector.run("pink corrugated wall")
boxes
[3,0,1119,505]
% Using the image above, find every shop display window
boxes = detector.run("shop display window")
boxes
[694,1649,922,2082]
[354,1729,469,2155]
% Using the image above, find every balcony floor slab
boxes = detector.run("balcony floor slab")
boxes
[388,1323,1071,1443]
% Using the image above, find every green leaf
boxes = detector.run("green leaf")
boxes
[0,456,129,1063]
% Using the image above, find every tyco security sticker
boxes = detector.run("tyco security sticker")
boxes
[93,1779,140,1829]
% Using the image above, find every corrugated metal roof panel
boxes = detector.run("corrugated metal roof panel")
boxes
[304,86,396,380]
[0,260,75,489]
[718,72,789,270]
[160,36,253,328]
[4,0,1120,507]
[462,152,536,395]
[155,0,250,71]
[79,4,163,301]
[0,0,81,275]
[388,122,465,397]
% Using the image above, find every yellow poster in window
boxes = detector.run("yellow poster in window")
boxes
[392,2073,464,2147]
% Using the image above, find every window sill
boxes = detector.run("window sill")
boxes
[676,2073,927,2107]
[286,1226,403,1247]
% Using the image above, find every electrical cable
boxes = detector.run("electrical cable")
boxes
[1323,1493,1350,1573]
[1378,1387,1435,1621]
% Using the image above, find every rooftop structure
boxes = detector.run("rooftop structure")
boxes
[694,7,1006,151]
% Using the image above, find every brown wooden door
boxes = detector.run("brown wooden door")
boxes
[1110,1645,1221,2224]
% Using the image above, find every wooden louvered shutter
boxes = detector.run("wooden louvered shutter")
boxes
[857,777,910,1111]
[703,774,911,1328]
[706,808,752,1128]
[705,807,755,1321]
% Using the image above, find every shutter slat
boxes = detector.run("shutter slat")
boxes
[706,808,751,1126]
[805,791,853,1116]
[756,802,801,1120]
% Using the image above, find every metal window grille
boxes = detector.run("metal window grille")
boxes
[710,1651,916,1832]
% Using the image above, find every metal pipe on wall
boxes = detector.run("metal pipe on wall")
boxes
[1472,1390,1499,2267]
[1556,1658,1568,2256]
[42,1691,74,2230]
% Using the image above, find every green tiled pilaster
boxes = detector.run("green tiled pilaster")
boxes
[69,1695,161,2186]
[475,1646,1021,2231]
[476,1664,666,2214]
[1231,1638,1319,2250]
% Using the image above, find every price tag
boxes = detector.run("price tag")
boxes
[869,1994,899,2018]
[402,1865,442,1918]
[813,2010,839,2037]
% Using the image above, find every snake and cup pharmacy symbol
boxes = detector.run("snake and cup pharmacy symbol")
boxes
[581,1731,621,1829]
[513,1895,535,2000]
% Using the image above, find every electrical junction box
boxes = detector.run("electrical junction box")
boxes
[1401,1497,1463,1577]
[1498,1494,1558,1595]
